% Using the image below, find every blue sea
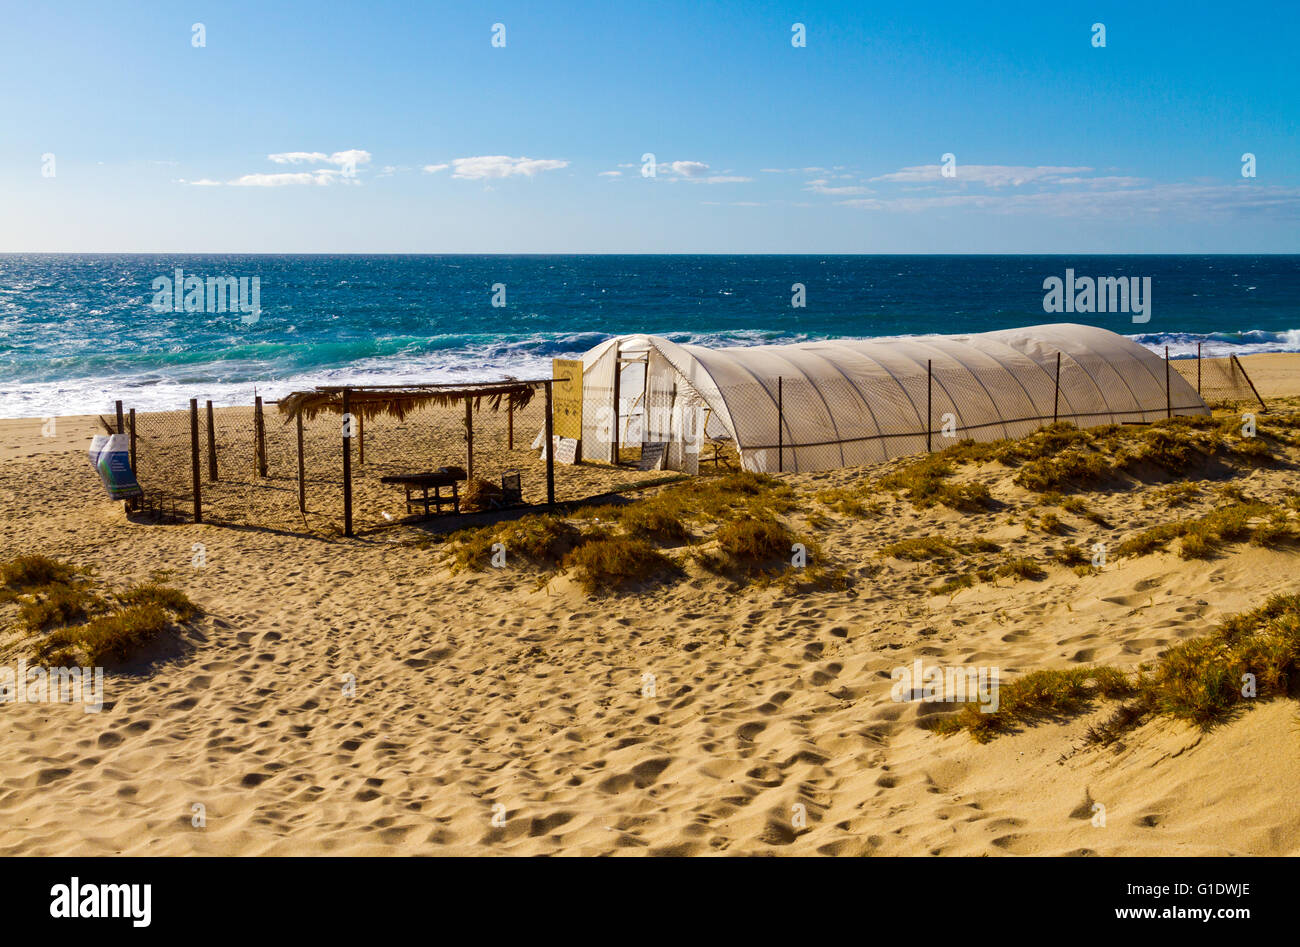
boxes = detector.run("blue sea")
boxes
[1,254,1297,418]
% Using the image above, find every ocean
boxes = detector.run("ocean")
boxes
[1,253,1297,418]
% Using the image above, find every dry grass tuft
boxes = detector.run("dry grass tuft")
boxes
[562,536,680,595]
[934,666,1134,743]
[939,594,1300,742]
[0,556,201,667]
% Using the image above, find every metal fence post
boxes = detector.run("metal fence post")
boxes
[926,360,933,452]
[1053,352,1061,424]
[189,398,203,524]
[128,408,137,473]
[777,376,784,473]
[1232,353,1268,413]
[1170,343,1180,418]
[544,381,555,509]
[342,389,353,537]
[610,357,621,464]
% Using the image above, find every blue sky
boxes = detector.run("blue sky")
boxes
[2,0,1298,252]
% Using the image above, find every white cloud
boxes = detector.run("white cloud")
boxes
[230,169,351,187]
[869,164,1092,187]
[422,164,450,174]
[446,155,569,179]
[660,160,753,184]
[268,152,328,164]
[1054,175,1146,187]
[665,160,710,178]
[804,179,871,196]
[181,149,374,187]
[598,170,622,177]
[837,182,1300,218]
[268,149,372,168]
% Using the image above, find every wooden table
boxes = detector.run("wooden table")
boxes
[380,470,465,516]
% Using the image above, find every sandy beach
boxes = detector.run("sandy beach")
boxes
[0,352,1297,856]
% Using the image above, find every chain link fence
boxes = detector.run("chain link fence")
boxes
[114,351,1267,530]
[1170,353,1268,410]
[122,383,661,535]
[602,348,1266,474]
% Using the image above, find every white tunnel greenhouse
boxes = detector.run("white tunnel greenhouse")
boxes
[578,323,1209,474]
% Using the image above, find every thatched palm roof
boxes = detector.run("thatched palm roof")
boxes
[277,381,540,422]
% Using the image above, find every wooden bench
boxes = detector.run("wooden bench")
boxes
[380,467,466,516]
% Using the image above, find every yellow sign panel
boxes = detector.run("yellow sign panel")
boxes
[552,358,584,442]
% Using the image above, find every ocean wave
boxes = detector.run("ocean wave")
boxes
[1128,328,1300,358]
[6,325,1297,418]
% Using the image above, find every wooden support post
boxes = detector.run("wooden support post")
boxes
[254,396,267,477]
[464,398,474,482]
[189,398,203,524]
[610,357,621,464]
[926,360,933,452]
[115,400,124,434]
[777,376,784,473]
[342,389,353,537]
[1170,343,1180,418]
[296,410,306,513]
[128,408,137,473]
[206,400,218,480]
[1053,352,1061,424]
[544,381,555,509]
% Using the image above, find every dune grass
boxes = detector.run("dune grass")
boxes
[448,470,810,591]
[1115,501,1292,560]
[933,666,1134,743]
[0,555,200,667]
[19,584,107,633]
[1,554,79,591]
[994,556,1047,581]
[40,605,172,667]
[619,504,691,544]
[695,515,802,577]
[937,594,1300,742]
[450,515,588,571]
[814,486,882,517]
[562,536,680,594]
[1148,593,1300,725]
[882,536,956,561]
[876,454,994,511]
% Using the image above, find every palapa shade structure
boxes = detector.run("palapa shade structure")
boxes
[276,379,553,536]
[277,380,538,423]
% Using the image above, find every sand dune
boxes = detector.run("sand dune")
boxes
[1,375,1299,855]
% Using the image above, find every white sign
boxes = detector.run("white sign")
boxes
[555,437,579,465]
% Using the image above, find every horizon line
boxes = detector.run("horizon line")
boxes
[4,250,1300,256]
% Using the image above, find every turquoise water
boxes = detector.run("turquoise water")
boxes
[1,253,1296,417]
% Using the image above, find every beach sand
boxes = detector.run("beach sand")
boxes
[1,353,1298,856]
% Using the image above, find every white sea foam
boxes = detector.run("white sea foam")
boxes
[3,327,1297,418]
